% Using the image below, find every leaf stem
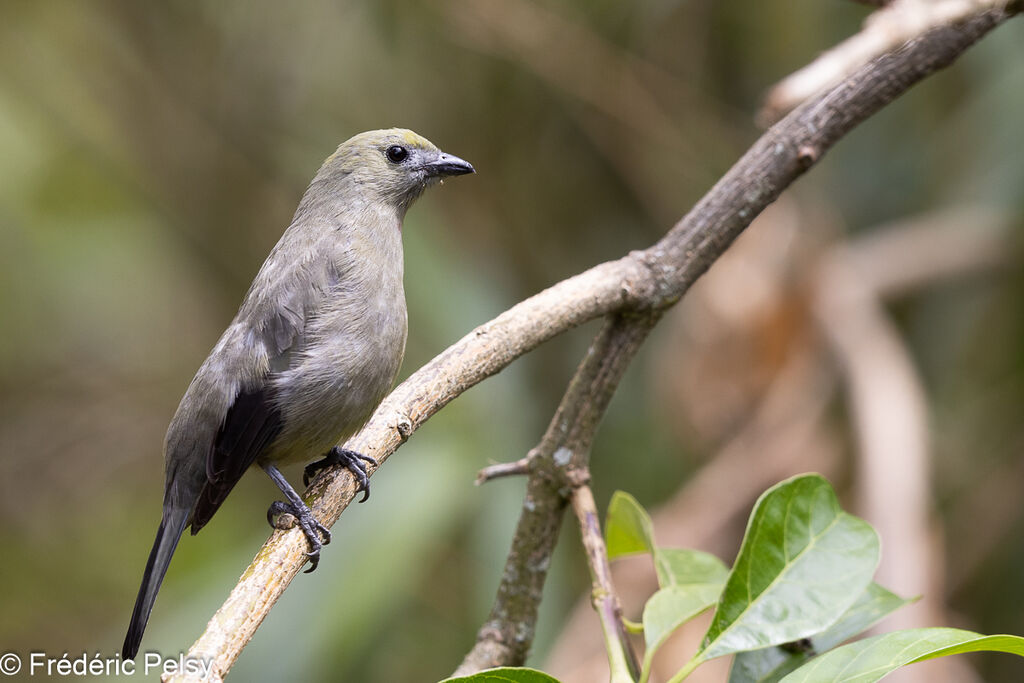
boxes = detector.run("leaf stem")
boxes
[666,654,703,683]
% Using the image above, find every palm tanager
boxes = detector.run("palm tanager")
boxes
[122,129,474,659]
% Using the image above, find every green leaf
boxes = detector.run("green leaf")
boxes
[641,549,729,680]
[729,583,913,683]
[440,666,563,683]
[644,583,726,653]
[640,550,729,681]
[802,583,913,652]
[779,629,1024,682]
[605,490,655,559]
[654,548,729,589]
[697,474,880,662]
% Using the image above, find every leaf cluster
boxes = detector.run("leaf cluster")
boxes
[444,475,1024,683]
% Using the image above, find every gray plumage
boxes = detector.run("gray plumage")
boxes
[124,129,473,659]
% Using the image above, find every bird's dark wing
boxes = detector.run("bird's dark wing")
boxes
[190,385,283,533]
[187,250,342,534]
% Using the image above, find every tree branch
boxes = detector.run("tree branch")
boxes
[475,456,532,485]
[454,313,657,676]
[760,0,1018,123]
[166,7,1018,681]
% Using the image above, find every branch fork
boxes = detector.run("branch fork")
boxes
[166,6,1018,681]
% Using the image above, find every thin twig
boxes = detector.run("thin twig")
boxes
[475,456,534,485]
[571,482,641,682]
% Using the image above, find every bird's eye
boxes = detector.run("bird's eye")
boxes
[386,145,409,163]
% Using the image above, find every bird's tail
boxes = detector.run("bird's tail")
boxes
[122,506,191,659]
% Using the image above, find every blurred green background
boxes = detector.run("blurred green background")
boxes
[1,1,1022,681]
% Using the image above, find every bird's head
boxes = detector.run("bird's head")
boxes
[319,128,474,215]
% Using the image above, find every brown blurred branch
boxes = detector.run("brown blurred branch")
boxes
[814,247,938,628]
[167,7,1017,681]
[837,207,1011,298]
[761,0,1020,123]
[809,208,1012,680]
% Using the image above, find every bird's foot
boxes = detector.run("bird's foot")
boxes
[266,500,332,573]
[303,446,379,501]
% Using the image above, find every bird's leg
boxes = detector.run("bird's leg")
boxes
[261,463,331,573]
[303,446,379,501]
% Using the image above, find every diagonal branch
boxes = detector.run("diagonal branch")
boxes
[166,7,1018,681]
[761,0,1017,123]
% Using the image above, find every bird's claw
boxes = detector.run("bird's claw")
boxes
[303,447,379,502]
[266,500,332,572]
[266,446,377,573]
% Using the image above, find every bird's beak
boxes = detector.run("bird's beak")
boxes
[422,151,475,177]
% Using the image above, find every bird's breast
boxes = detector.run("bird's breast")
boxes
[264,253,408,465]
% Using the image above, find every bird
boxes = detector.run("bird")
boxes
[122,129,474,659]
